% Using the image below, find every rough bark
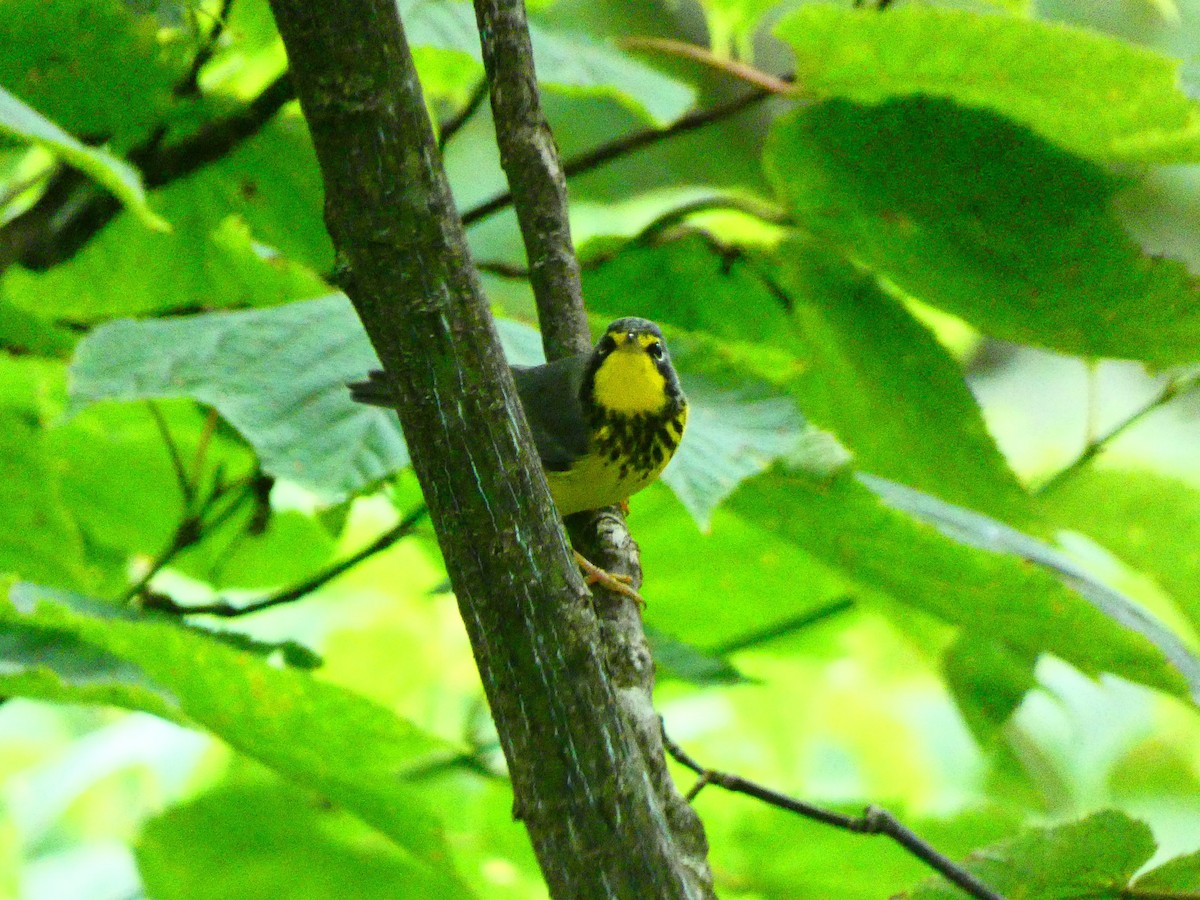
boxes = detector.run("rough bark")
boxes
[266,0,712,896]
[471,0,714,893]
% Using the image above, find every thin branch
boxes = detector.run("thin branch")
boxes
[620,37,797,95]
[191,407,220,490]
[460,87,774,227]
[3,72,295,273]
[661,727,1005,900]
[437,78,489,152]
[477,194,793,279]
[709,596,855,656]
[146,401,195,506]
[177,0,237,97]
[1035,370,1200,497]
[145,504,429,617]
[473,0,590,359]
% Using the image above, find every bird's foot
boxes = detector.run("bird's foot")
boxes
[573,550,645,609]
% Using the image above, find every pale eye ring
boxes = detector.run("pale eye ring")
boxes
[647,341,664,360]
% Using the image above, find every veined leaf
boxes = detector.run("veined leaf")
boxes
[402,1,695,125]
[68,295,803,526]
[764,98,1200,365]
[0,87,166,229]
[1,582,466,890]
[733,468,1197,701]
[775,4,1200,163]
[905,810,1156,899]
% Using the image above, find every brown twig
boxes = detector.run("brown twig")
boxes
[1035,369,1200,497]
[145,504,429,617]
[177,0,237,97]
[437,78,490,152]
[460,87,775,227]
[146,400,195,506]
[660,727,1006,900]
[472,0,590,359]
[619,37,797,95]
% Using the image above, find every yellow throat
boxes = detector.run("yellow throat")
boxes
[592,333,668,415]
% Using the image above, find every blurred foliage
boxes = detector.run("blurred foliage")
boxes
[2,0,1200,898]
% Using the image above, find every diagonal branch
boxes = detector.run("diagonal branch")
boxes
[461,86,774,227]
[661,727,1005,900]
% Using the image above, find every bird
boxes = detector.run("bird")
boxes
[350,317,688,606]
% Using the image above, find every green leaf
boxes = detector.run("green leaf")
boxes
[1132,849,1200,893]
[764,98,1200,365]
[584,233,1033,526]
[69,295,804,525]
[733,469,1196,700]
[905,810,1156,899]
[1042,468,1200,636]
[0,295,77,356]
[0,410,89,590]
[1,582,466,889]
[402,1,695,125]
[0,0,188,149]
[138,766,471,900]
[863,473,1200,701]
[0,87,166,229]
[775,4,1200,163]
[943,635,1037,746]
[645,625,750,686]
[67,294,403,502]
[774,241,1033,526]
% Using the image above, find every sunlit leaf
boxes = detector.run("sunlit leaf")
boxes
[1,582,466,888]
[0,87,166,229]
[765,98,1200,365]
[905,810,1156,899]
[775,4,1200,162]
[138,765,471,900]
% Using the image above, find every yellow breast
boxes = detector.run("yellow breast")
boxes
[545,405,688,516]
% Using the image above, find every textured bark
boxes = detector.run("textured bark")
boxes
[471,1,713,893]
[266,0,712,896]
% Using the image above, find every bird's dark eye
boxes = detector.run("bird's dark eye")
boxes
[647,341,664,360]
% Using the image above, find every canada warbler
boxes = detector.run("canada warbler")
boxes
[351,317,687,603]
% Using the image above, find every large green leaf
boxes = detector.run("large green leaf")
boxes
[68,295,804,526]
[0,0,188,149]
[0,87,165,229]
[138,765,470,900]
[402,1,695,125]
[775,4,1200,163]
[584,233,1034,526]
[764,98,1200,365]
[1,582,466,890]
[1042,468,1200,635]
[733,468,1196,700]
[0,410,89,590]
[1132,849,1200,894]
[905,810,1156,899]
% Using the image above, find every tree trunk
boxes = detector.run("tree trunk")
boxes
[266,1,714,896]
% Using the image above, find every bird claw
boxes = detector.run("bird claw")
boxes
[573,550,645,609]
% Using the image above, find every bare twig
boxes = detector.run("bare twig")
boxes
[146,401,195,506]
[177,0,237,97]
[661,727,1006,900]
[1035,369,1200,497]
[620,37,797,95]
[3,72,295,273]
[145,504,429,617]
[472,0,590,359]
[709,596,855,656]
[461,87,774,227]
[437,78,489,152]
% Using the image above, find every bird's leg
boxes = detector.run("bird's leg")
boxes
[573,550,645,609]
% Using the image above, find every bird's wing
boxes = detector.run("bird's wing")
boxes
[512,354,591,472]
[350,354,592,472]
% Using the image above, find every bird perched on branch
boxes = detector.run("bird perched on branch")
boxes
[350,317,688,606]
